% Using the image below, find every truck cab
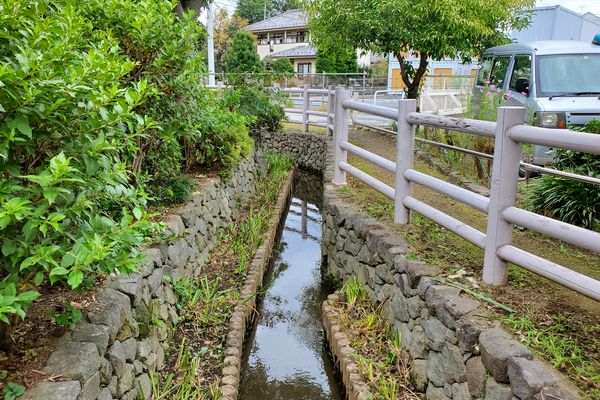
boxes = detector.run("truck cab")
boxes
[474,39,600,166]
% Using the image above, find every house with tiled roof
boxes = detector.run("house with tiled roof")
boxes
[246,9,317,74]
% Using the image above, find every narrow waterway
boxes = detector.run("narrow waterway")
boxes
[239,171,344,400]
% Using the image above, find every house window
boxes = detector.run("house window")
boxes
[297,63,311,75]
[257,34,268,45]
[284,31,307,44]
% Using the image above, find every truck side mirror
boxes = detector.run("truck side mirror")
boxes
[515,78,530,96]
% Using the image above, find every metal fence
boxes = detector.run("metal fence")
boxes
[295,86,600,301]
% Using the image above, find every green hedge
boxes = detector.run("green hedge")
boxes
[0,0,265,324]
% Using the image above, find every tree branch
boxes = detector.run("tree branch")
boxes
[395,52,413,89]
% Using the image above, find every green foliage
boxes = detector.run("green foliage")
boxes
[503,313,600,397]
[150,174,197,206]
[225,86,286,132]
[0,1,164,324]
[0,284,39,324]
[215,10,249,72]
[223,32,263,74]
[235,0,300,23]
[306,0,533,98]
[48,302,83,330]
[264,57,295,75]
[0,0,255,324]
[235,0,274,23]
[316,44,358,73]
[0,372,25,400]
[342,276,367,307]
[267,152,295,178]
[525,120,600,231]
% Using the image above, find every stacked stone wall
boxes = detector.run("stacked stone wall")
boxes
[258,130,327,172]
[320,186,582,400]
[23,148,268,400]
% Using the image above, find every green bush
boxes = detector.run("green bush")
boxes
[0,1,163,325]
[225,86,286,132]
[264,57,294,75]
[316,43,359,73]
[525,120,600,231]
[0,0,255,325]
[223,32,263,75]
[150,174,197,206]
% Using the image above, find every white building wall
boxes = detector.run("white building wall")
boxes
[581,13,600,41]
[510,6,600,43]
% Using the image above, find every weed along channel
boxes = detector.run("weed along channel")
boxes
[239,171,344,400]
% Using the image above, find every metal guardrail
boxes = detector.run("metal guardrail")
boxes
[330,87,600,302]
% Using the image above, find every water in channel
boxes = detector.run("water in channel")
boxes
[239,171,344,400]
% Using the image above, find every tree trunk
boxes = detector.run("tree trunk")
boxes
[395,52,429,100]
[173,2,185,19]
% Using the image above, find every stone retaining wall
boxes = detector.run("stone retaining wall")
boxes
[257,129,328,172]
[23,147,269,400]
[320,186,582,400]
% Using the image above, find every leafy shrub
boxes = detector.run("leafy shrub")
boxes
[223,32,263,75]
[48,303,83,330]
[525,120,600,231]
[316,43,359,73]
[264,57,294,75]
[150,174,197,206]
[0,1,162,325]
[0,0,255,325]
[226,86,286,132]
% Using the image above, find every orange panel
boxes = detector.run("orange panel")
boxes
[433,68,452,75]
[432,68,453,89]
[391,69,406,91]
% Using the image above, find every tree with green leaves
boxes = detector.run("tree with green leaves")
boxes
[264,57,294,74]
[316,44,358,73]
[235,0,273,23]
[224,31,264,73]
[273,0,300,13]
[305,0,533,98]
[215,9,249,72]
[235,0,300,23]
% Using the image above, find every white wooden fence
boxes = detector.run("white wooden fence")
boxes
[326,86,600,301]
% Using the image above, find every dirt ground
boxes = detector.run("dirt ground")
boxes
[0,283,101,389]
[339,127,600,397]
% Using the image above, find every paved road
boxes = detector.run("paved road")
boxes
[287,97,401,129]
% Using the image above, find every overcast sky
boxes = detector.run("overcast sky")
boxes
[537,0,600,15]
[209,0,600,19]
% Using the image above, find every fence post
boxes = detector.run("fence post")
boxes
[327,85,335,136]
[483,107,526,285]
[333,87,350,185]
[395,99,417,224]
[302,83,310,133]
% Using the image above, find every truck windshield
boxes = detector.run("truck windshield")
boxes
[537,54,600,97]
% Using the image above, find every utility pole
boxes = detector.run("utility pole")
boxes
[207,1,216,86]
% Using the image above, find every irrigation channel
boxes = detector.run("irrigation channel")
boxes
[239,170,344,399]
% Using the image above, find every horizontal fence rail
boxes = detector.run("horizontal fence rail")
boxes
[350,117,600,186]
[327,86,600,302]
